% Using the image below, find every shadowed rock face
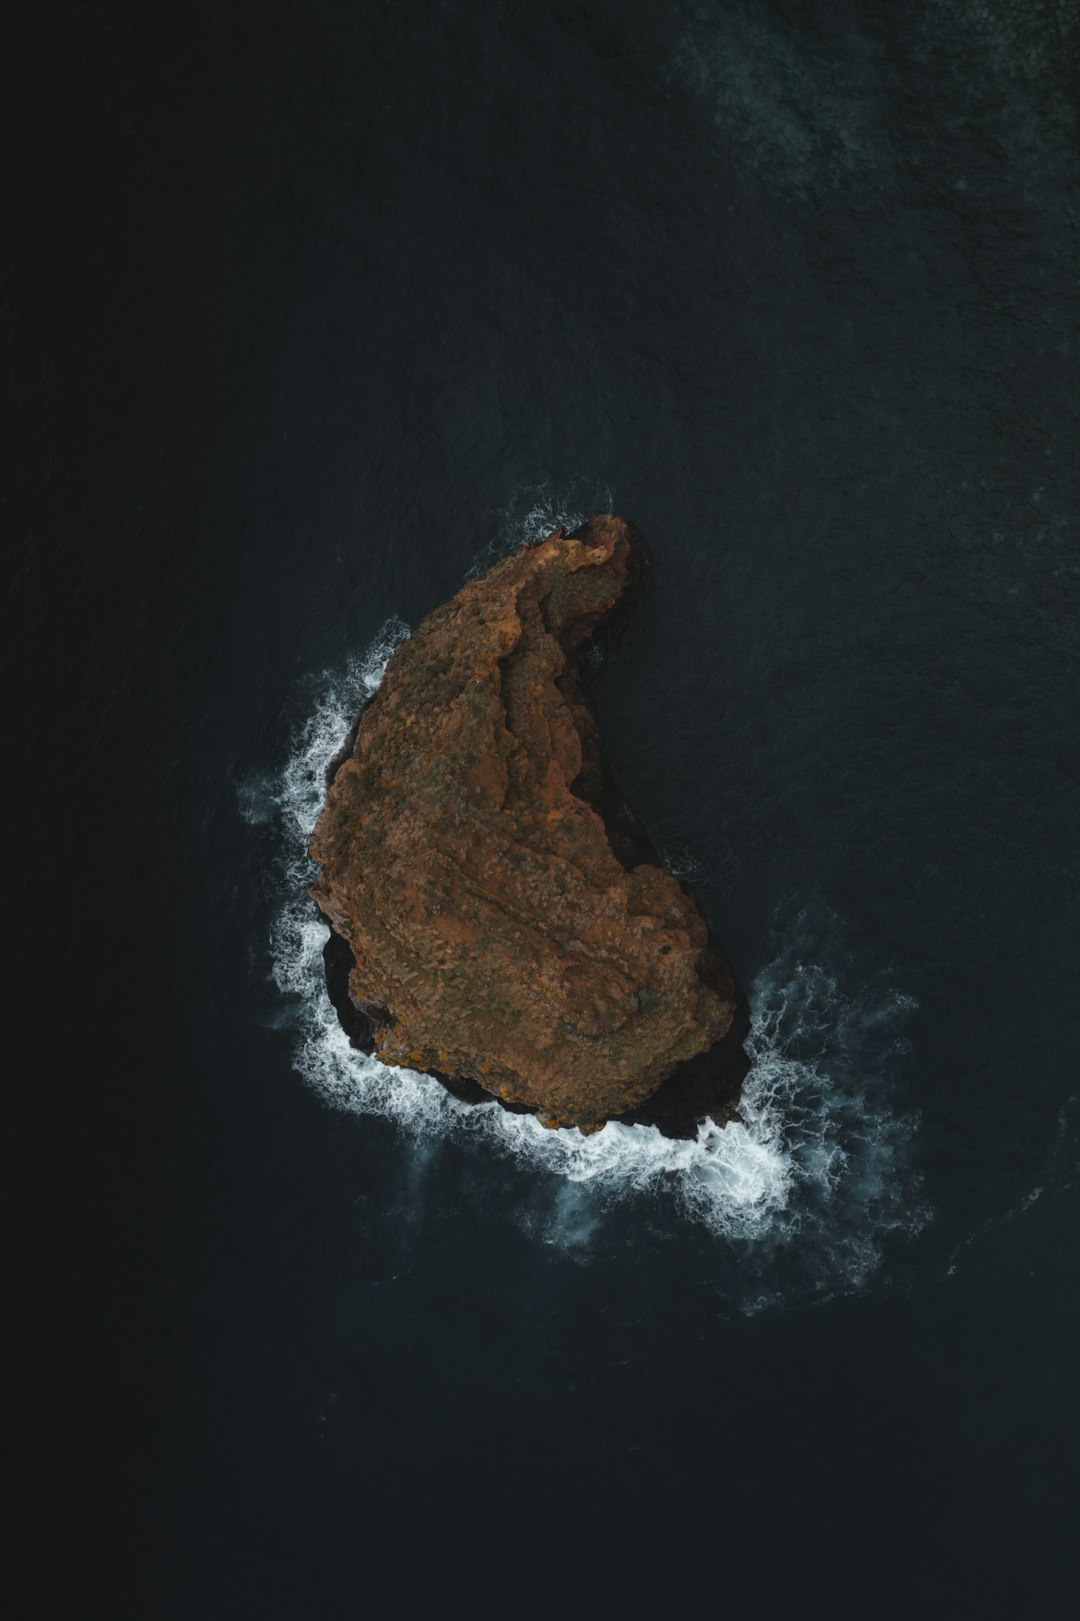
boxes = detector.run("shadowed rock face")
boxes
[310,515,748,1134]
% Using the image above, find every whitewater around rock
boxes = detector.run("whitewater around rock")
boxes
[241,514,927,1305]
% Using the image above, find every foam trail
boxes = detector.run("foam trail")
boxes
[248,612,927,1305]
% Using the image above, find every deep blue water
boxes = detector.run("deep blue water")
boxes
[11,2,1080,1616]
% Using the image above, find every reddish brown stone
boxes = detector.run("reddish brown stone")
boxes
[310,515,745,1133]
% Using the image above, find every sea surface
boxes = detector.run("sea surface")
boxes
[11,2,1080,1617]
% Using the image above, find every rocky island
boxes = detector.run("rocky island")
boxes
[310,515,748,1137]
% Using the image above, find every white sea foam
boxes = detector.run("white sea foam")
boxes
[251,617,928,1302]
[239,618,410,835]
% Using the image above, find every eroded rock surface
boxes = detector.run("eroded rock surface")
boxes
[310,515,747,1134]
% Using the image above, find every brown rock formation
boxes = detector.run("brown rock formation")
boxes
[309,515,747,1134]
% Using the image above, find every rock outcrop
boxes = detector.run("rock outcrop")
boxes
[310,515,747,1135]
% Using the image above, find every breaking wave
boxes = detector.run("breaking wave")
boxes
[248,621,928,1306]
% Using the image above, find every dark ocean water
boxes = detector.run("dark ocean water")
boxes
[10,1,1080,1616]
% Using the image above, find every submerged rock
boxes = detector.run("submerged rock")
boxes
[310,516,748,1135]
